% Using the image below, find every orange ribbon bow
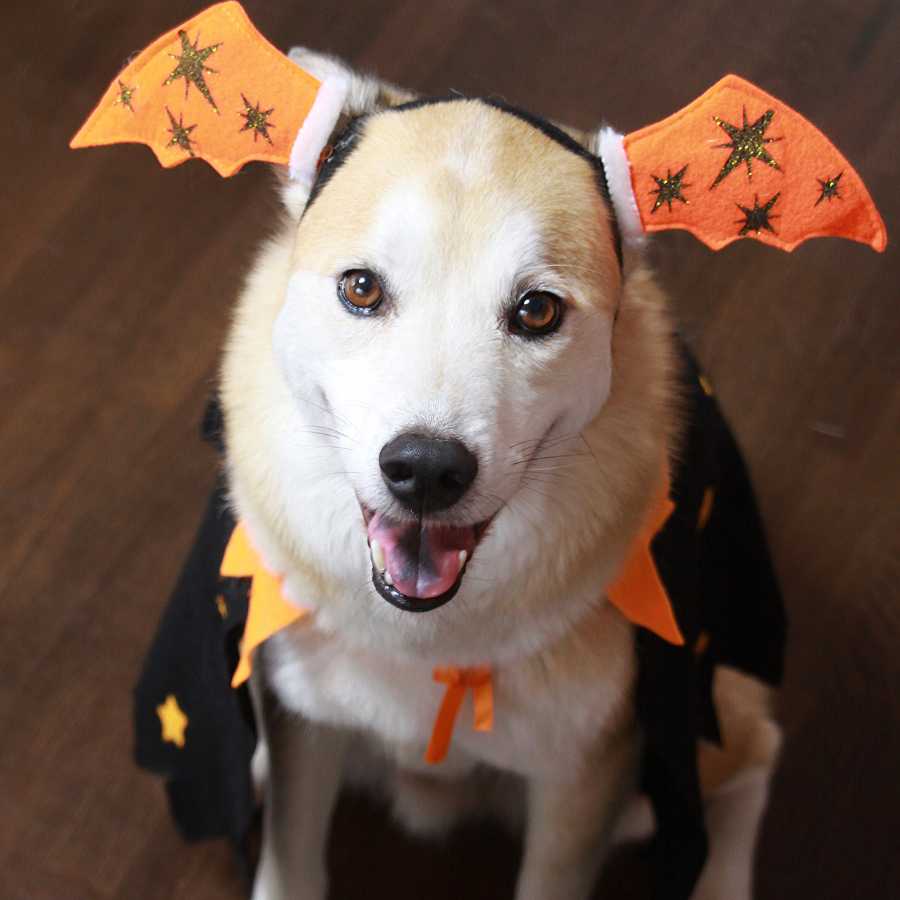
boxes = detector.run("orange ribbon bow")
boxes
[425,667,494,764]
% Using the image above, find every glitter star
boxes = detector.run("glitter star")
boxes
[711,107,782,188]
[650,165,690,213]
[815,172,843,206]
[163,29,221,113]
[157,694,188,748]
[166,107,197,157]
[113,79,136,113]
[736,192,780,236]
[239,94,276,145]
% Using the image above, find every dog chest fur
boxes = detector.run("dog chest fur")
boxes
[261,595,636,779]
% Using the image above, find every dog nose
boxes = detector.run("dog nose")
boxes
[379,433,479,513]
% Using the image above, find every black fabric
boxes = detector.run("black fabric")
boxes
[133,346,785,897]
[636,346,787,899]
[133,476,255,842]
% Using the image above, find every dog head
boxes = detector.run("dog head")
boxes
[222,55,674,659]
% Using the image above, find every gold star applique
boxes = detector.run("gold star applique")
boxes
[736,192,780,236]
[164,29,221,113]
[113,79,136,113]
[166,107,197,157]
[239,94,276,145]
[157,694,188,748]
[711,107,782,188]
[650,165,690,213]
[815,172,843,206]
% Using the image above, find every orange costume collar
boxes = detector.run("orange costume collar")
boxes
[222,479,679,765]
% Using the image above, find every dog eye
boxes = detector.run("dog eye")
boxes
[338,269,384,314]
[510,291,563,337]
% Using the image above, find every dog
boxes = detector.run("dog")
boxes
[211,50,783,900]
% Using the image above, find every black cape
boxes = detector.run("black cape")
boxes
[133,348,786,899]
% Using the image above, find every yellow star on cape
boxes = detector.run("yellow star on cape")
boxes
[157,694,188,748]
[239,93,276,145]
[164,29,221,113]
[711,107,782,188]
[166,107,197,157]
[113,79,136,112]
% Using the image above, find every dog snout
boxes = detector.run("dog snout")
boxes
[379,433,478,514]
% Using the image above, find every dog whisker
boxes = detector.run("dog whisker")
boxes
[511,451,591,466]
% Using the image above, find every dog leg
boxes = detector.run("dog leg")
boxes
[252,688,348,900]
[690,764,773,900]
[515,733,637,900]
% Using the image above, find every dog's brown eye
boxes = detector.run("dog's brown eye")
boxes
[338,269,383,314]
[511,291,563,337]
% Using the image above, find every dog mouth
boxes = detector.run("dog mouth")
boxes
[362,507,491,612]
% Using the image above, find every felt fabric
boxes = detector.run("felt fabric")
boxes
[69,2,321,176]
[221,523,309,687]
[224,473,682,676]
[133,474,256,842]
[134,347,785,900]
[608,480,683,645]
[621,74,887,252]
[219,467,681,766]
[70,5,886,256]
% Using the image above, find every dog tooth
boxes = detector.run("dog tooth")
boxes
[370,540,385,573]
[458,550,468,566]
[383,570,393,585]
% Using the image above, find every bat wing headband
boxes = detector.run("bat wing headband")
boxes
[72,0,886,255]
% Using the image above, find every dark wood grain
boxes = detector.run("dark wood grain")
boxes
[2,1,898,898]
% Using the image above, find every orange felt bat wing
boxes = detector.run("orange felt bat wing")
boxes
[598,74,886,253]
[71,7,885,253]
[69,1,345,183]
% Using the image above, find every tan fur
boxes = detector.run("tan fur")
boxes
[220,62,779,900]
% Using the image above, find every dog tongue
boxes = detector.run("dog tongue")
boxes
[367,512,476,600]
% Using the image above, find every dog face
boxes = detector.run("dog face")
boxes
[223,86,672,660]
[271,100,621,611]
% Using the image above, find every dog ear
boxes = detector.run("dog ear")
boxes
[277,48,417,218]
[287,48,416,117]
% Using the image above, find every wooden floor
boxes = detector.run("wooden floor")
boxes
[3,1,898,897]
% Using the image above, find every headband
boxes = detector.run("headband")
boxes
[72,1,885,256]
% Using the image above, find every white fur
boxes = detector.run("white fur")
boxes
[596,126,645,245]
[287,75,349,187]
[219,88,779,900]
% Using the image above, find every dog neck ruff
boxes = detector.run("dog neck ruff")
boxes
[222,473,679,765]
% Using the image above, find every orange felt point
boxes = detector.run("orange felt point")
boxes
[606,478,684,646]
[69,2,320,177]
[623,74,887,253]
[222,524,310,687]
